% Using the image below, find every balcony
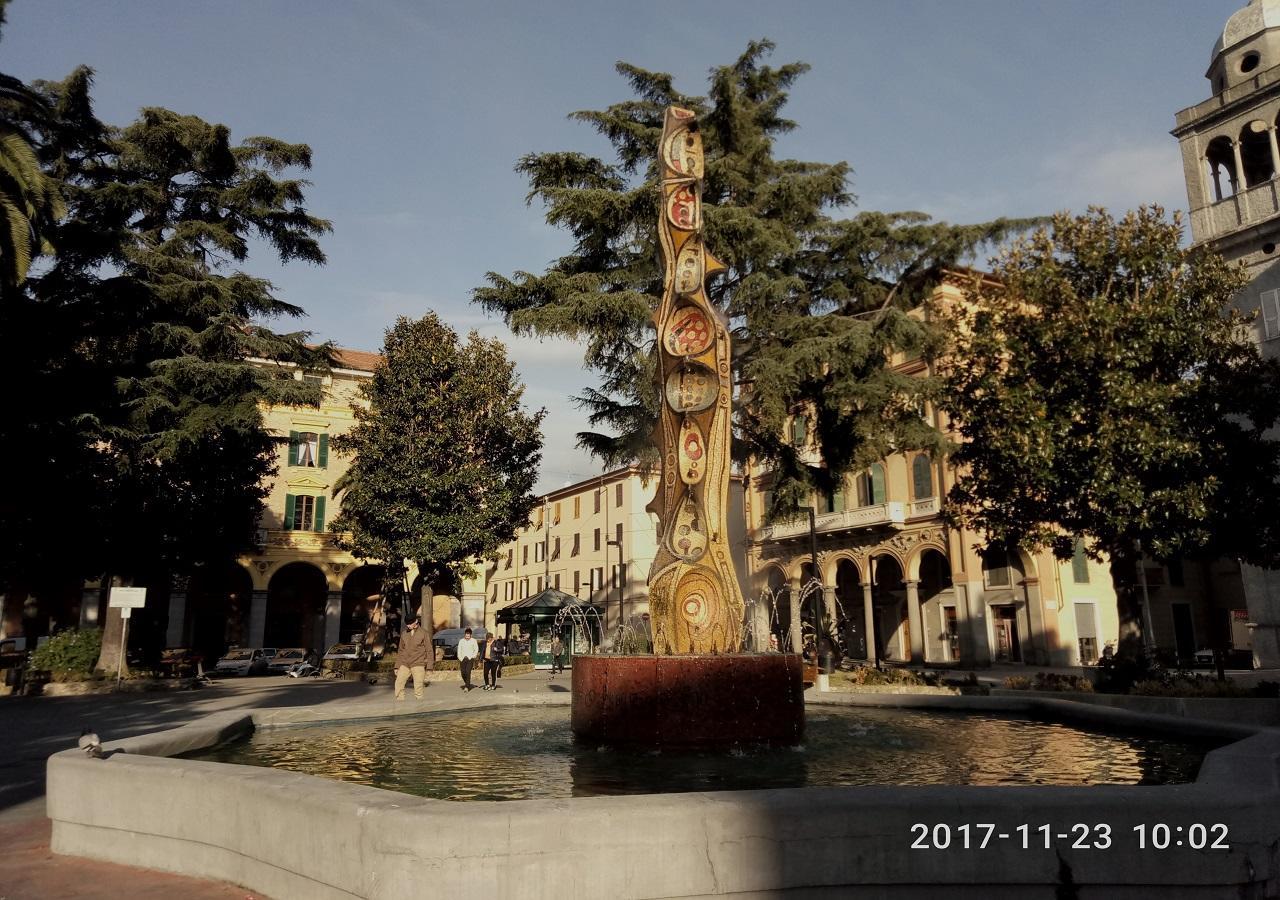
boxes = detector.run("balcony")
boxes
[258,529,342,552]
[758,502,905,542]
[1192,178,1280,243]
[907,497,939,518]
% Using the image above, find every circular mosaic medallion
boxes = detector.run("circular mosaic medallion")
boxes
[664,306,713,357]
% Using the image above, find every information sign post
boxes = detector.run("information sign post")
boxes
[108,587,147,688]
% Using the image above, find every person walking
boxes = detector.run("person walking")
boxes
[550,633,564,676]
[393,616,431,701]
[481,632,504,690]
[456,627,479,691]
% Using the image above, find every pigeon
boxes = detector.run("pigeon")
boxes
[78,727,103,758]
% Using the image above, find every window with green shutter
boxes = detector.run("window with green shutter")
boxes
[1071,538,1089,584]
[286,495,317,531]
[287,432,300,466]
[318,433,329,468]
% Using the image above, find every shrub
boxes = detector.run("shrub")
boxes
[1003,675,1033,690]
[1033,672,1094,693]
[29,630,101,678]
[840,666,940,687]
[1131,676,1257,698]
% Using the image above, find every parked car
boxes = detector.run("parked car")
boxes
[267,648,308,674]
[432,627,489,659]
[322,643,364,662]
[214,648,270,677]
[158,648,203,677]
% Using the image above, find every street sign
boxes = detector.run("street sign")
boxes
[109,587,147,609]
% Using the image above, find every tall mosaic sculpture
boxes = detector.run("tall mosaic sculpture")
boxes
[647,107,745,654]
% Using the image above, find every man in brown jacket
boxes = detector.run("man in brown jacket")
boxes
[394,616,431,700]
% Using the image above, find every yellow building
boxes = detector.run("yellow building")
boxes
[155,347,481,662]
[485,466,749,641]
[744,276,1242,668]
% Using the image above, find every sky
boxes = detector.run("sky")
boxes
[3,0,1242,492]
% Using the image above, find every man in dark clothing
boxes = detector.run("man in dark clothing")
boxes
[481,633,504,690]
[550,633,564,676]
[394,616,431,700]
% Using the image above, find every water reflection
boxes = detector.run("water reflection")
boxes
[192,706,1215,801]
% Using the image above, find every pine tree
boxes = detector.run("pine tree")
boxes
[943,207,1280,661]
[474,40,1033,511]
[1,65,333,673]
[330,313,545,619]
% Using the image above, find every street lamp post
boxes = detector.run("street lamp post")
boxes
[607,538,624,645]
[797,506,821,657]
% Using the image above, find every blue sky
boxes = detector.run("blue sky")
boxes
[4,0,1240,491]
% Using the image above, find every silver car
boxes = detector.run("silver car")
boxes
[214,648,270,676]
[267,648,308,674]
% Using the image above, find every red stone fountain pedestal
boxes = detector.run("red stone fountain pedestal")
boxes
[570,654,805,746]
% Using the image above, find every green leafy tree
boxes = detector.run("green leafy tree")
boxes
[474,40,1032,511]
[330,313,545,628]
[2,65,332,673]
[943,206,1280,660]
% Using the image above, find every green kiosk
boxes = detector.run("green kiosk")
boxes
[495,588,603,670]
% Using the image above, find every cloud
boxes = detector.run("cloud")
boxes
[1040,139,1189,215]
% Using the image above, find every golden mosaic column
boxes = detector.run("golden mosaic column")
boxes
[646,107,745,654]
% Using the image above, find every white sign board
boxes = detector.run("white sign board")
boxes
[109,587,147,609]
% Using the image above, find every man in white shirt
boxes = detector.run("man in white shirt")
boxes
[456,627,480,691]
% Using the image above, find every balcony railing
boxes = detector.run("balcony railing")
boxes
[758,502,905,541]
[907,497,939,518]
[258,529,342,551]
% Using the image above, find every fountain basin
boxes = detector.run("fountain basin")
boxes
[45,692,1280,898]
[571,652,804,745]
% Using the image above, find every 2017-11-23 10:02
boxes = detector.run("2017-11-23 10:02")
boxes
[909,822,1230,850]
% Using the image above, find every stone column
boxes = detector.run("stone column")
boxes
[905,580,925,664]
[1267,127,1280,179]
[248,590,268,648]
[1232,141,1251,221]
[788,575,803,654]
[165,591,187,648]
[861,582,877,666]
[1210,160,1224,202]
[324,591,342,650]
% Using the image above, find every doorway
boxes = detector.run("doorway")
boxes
[993,605,1021,662]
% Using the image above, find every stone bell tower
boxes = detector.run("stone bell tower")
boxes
[1173,0,1280,666]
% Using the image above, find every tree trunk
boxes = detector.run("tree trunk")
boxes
[94,575,129,676]
[420,579,435,671]
[1106,541,1146,662]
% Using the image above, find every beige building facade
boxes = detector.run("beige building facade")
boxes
[745,278,1243,668]
[1173,0,1280,666]
[485,466,749,641]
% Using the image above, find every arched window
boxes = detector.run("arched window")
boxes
[911,454,934,500]
[1206,135,1239,201]
[1240,120,1274,187]
[856,463,886,507]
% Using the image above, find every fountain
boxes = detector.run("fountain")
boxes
[570,107,805,746]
